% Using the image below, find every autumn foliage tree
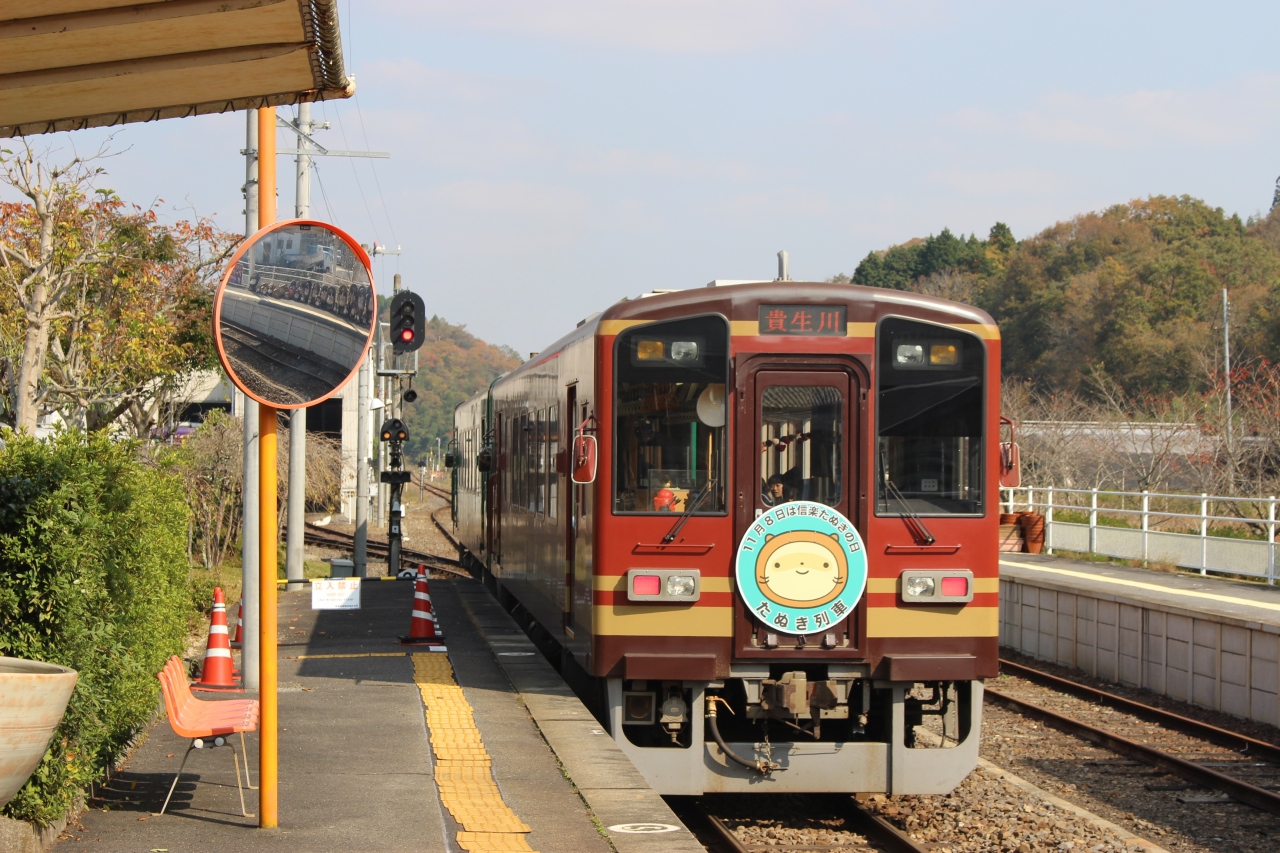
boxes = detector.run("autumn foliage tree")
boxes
[0,142,236,434]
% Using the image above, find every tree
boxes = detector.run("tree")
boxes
[0,142,236,434]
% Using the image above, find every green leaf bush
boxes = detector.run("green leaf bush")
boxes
[0,430,193,826]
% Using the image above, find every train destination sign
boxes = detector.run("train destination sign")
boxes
[758,304,847,336]
[213,220,376,408]
[734,501,868,636]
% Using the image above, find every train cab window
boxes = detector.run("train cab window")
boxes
[614,315,729,515]
[876,317,984,515]
[760,386,843,507]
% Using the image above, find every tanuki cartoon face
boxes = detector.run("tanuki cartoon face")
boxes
[755,530,848,608]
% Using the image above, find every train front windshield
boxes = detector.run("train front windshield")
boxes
[614,315,729,515]
[876,317,985,515]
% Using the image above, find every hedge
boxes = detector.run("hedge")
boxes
[0,430,194,825]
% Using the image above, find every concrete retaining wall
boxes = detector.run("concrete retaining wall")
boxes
[1000,576,1280,728]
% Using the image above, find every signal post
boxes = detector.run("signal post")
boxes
[377,289,426,575]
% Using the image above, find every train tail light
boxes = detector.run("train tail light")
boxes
[900,570,974,604]
[633,574,661,596]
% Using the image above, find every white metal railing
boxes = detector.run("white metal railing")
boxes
[1001,485,1279,584]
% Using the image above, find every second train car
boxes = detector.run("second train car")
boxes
[451,280,1011,795]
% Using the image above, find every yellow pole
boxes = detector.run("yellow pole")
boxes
[256,105,278,829]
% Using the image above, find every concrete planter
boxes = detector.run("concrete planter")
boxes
[0,657,78,809]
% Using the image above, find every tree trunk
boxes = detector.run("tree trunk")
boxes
[15,282,47,433]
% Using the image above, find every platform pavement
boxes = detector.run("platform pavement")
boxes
[999,551,1280,628]
[48,577,700,853]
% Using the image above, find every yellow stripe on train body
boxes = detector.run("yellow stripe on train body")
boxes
[865,606,999,638]
[592,605,734,637]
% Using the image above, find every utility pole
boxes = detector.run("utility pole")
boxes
[240,110,260,691]
[354,352,370,577]
[285,103,312,592]
[1224,287,1234,492]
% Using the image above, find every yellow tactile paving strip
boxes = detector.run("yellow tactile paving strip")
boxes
[412,653,538,853]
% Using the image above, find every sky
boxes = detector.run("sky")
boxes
[8,1,1280,354]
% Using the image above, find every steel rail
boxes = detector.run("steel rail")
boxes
[701,813,751,853]
[999,658,1280,764]
[688,800,929,853]
[985,686,1280,816]
[840,800,931,853]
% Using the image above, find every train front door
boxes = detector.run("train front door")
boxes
[732,361,866,658]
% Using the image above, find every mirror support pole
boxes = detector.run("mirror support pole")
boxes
[256,105,279,831]
[258,403,279,829]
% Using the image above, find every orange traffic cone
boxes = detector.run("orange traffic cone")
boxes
[193,587,241,691]
[230,601,243,648]
[400,565,446,646]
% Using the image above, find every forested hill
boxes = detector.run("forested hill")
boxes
[845,197,1280,396]
[399,316,521,463]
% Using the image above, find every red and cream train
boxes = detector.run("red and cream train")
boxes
[450,280,1009,795]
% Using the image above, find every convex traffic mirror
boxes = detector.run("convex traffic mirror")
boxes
[214,220,376,408]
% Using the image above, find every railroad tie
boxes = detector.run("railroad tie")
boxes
[412,653,536,853]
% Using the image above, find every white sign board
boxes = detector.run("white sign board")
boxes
[312,578,361,610]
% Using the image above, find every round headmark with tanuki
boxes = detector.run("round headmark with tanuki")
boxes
[213,220,375,409]
[734,501,868,636]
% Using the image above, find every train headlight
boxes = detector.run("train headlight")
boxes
[670,341,699,361]
[904,576,935,598]
[627,568,701,602]
[666,574,697,597]
[894,340,962,369]
[901,570,974,604]
[895,344,925,366]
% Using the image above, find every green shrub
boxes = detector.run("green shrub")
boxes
[0,430,193,825]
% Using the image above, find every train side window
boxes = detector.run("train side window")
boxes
[613,314,729,515]
[876,317,985,516]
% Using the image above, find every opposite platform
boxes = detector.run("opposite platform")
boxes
[50,577,697,852]
[1001,553,1280,730]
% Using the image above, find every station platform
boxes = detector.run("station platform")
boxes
[1000,553,1280,732]
[51,578,702,853]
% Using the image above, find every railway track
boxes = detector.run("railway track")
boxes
[669,795,930,853]
[988,657,1280,817]
[220,321,348,404]
[301,524,470,579]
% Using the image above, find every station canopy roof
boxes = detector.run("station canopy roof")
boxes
[0,0,353,139]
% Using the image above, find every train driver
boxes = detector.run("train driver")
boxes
[761,473,788,507]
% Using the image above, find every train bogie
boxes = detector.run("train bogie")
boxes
[452,282,1002,796]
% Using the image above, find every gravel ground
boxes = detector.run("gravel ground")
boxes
[860,767,1139,853]
[976,661,1280,853]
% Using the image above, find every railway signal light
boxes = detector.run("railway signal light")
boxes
[379,418,408,443]
[390,290,426,354]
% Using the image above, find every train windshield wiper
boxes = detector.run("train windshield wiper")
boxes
[880,460,936,545]
[662,479,716,544]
